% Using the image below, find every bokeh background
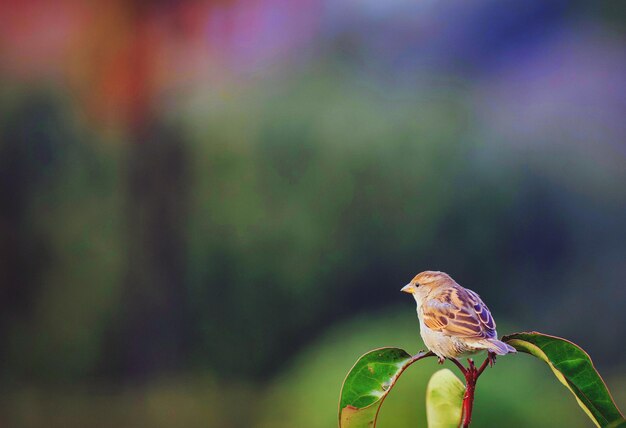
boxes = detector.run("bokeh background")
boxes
[1,0,625,427]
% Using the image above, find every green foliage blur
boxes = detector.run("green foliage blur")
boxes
[2,74,625,426]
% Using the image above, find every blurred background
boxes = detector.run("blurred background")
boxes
[0,0,625,427]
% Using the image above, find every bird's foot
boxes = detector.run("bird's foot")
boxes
[437,356,445,365]
[488,352,497,367]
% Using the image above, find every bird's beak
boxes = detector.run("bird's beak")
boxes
[401,283,415,294]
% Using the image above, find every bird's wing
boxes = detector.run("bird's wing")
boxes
[422,286,496,339]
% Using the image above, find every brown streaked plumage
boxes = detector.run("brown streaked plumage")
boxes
[401,271,515,363]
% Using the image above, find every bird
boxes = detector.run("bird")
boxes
[401,270,515,365]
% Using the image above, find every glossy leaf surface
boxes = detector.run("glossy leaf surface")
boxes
[504,332,625,427]
[339,348,432,427]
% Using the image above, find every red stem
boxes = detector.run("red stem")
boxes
[459,355,492,428]
[461,371,476,428]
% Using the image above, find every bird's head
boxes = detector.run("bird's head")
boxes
[401,270,454,295]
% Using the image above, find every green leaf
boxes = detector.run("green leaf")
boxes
[503,331,625,427]
[339,348,433,427]
[426,369,465,428]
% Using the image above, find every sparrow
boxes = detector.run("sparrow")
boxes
[401,271,515,364]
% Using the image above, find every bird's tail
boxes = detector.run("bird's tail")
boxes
[484,338,516,355]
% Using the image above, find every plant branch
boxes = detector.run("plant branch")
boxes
[454,353,494,428]
[476,355,490,377]
[411,350,435,364]
[450,358,468,376]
